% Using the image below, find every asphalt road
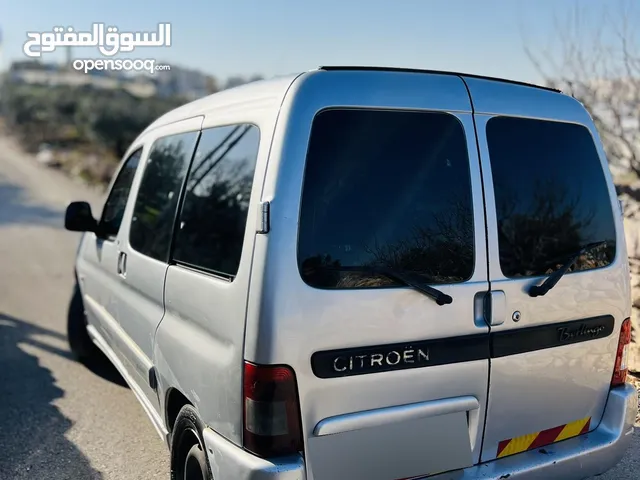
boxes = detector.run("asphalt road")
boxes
[0,135,637,479]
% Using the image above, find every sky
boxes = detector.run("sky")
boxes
[0,0,635,84]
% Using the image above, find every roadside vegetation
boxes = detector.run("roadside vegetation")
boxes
[0,81,185,185]
[0,72,263,186]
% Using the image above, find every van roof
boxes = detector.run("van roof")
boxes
[141,72,303,134]
[316,65,561,93]
[142,66,562,134]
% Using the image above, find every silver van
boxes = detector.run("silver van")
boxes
[64,66,637,480]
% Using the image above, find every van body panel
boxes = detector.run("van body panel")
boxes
[246,70,491,479]
[156,266,244,441]
[154,103,281,445]
[78,237,122,347]
[464,80,631,461]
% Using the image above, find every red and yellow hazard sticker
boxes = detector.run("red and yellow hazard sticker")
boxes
[496,417,591,458]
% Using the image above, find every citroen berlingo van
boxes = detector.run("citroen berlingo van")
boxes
[64,66,637,480]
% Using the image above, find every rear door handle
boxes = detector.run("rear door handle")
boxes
[117,251,127,277]
[485,290,506,326]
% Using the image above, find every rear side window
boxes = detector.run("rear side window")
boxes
[129,131,199,262]
[298,109,475,289]
[172,124,260,277]
[486,117,616,278]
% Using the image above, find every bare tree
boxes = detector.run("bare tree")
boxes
[523,1,640,180]
[523,2,640,372]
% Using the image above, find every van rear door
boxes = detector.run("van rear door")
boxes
[254,70,493,480]
[465,78,628,462]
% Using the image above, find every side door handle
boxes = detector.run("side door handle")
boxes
[117,251,127,277]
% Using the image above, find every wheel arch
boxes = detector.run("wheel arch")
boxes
[165,387,193,435]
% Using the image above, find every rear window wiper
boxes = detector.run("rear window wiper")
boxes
[325,265,453,306]
[528,241,609,298]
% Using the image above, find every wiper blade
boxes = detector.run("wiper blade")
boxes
[528,241,608,298]
[325,265,453,306]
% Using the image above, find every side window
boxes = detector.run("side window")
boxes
[99,148,143,240]
[172,124,260,277]
[129,131,199,262]
[486,116,616,277]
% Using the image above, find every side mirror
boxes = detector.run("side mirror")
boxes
[65,201,98,232]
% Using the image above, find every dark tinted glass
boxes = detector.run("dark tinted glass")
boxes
[129,131,199,262]
[99,149,142,239]
[298,109,475,289]
[486,116,616,277]
[173,124,260,277]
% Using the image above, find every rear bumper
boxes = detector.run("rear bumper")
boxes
[202,384,636,480]
[202,428,306,480]
[430,383,637,480]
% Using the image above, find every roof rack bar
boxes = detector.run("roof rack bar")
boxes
[316,66,561,94]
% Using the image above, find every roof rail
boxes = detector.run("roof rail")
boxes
[316,66,561,94]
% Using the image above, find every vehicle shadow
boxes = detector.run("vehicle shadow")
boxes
[0,312,110,478]
[0,179,64,228]
[81,348,130,388]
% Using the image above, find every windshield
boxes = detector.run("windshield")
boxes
[297,108,475,289]
[486,116,617,278]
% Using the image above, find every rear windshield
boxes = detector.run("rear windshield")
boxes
[297,108,475,289]
[486,116,616,278]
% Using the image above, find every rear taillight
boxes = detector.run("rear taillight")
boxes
[611,318,632,387]
[243,361,303,457]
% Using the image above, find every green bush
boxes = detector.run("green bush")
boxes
[0,81,185,166]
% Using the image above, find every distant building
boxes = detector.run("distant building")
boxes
[9,60,52,71]
[4,59,262,102]
[7,60,157,98]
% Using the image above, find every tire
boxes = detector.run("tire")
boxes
[67,282,100,363]
[170,405,213,480]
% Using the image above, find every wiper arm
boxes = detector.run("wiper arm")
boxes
[325,265,453,306]
[528,241,608,298]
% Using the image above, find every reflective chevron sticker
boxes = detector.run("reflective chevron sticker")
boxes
[496,417,591,458]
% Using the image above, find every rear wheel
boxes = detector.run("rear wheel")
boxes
[184,444,208,480]
[67,282,100,363]
[171,405,213,480]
